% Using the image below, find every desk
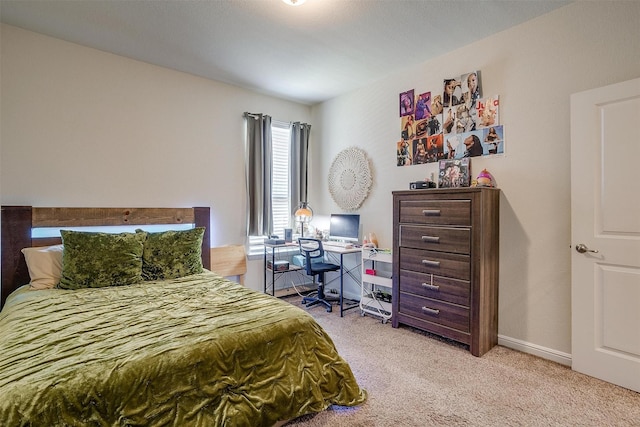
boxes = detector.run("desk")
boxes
[263,243,304,296]
[263,243,361,317]
[321,246,361,317]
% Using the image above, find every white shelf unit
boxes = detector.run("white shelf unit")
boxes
[360,248,393,323]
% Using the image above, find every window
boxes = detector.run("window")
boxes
[270,121,292,239]
[248,121,292,255]
[245,114,310,257]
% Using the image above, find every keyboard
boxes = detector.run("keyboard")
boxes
[323,241,354,249]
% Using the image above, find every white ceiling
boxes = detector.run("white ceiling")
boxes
[0,0,571,105]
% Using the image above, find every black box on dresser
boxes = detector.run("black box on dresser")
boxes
[392,187,500,357]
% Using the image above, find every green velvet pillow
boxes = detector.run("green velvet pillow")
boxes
[59,230,146,290]
[141,227,205,280]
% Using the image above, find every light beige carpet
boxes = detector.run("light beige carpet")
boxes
[284,299,640,426]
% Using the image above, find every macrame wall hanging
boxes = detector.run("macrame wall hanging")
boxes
[328,146,372,211]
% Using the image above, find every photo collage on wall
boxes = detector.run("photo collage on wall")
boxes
[396,70,505,167]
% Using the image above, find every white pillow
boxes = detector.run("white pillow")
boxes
[21,244,64,290]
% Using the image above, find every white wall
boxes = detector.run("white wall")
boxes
[1,24,311,252]
[309,2,640,358]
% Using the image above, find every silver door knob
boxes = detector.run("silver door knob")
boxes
[575,243,599,254]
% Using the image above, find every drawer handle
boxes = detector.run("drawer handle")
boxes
[422,307,440,315]
[422,283,440,291]
[422,209,441,216]
[421,235,440,243]
[421,259,441,267]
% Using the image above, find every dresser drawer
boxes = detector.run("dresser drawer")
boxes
[399,269,470,307]
[399,247,470,281]
[399,225,470,254]
[397,292,469,333]
[399,200,471,226]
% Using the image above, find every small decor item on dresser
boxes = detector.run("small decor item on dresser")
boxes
[475,168,495,187]
[438,158,471,188]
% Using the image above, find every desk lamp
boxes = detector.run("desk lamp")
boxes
[294,202,313,237]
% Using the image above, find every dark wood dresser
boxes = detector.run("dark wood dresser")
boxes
[392,188,500,356]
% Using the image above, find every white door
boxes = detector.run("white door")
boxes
[570,77,640,392]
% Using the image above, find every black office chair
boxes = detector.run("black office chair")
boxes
[298,238,340,312]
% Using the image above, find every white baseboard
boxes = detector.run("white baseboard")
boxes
[498,334,572,366]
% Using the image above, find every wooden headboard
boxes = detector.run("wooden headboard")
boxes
[1,206,210,309]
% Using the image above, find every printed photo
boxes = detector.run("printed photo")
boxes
[412,138,429,164]
[414,91,432,121]
[425,113,442,136]
[454,102,476,134]
[482,125,505,155]
[444,130,484,159]
[461,71,481,108]
[426,133,444,162]
[396,139,412,166]
[431,94,443,116]
[442,106,456,135]
[401,114,415,140]
[476,95,500,128]
[443,77,463,107]
[399,89,415,117]
[415,118,428,138]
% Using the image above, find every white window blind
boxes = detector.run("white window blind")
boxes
[271,121,291,239]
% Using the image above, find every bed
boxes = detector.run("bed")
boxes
[0,206,366,426]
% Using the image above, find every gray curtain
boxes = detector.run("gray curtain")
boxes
[244,112,273,236]
[290,122,311,213]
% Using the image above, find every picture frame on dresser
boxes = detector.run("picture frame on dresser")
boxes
[438,158,471,188]
[391,187,500,356]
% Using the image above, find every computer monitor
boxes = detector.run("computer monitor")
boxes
[329,214,360,243]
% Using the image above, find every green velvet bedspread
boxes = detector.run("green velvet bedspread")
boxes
[0,271,366,426]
